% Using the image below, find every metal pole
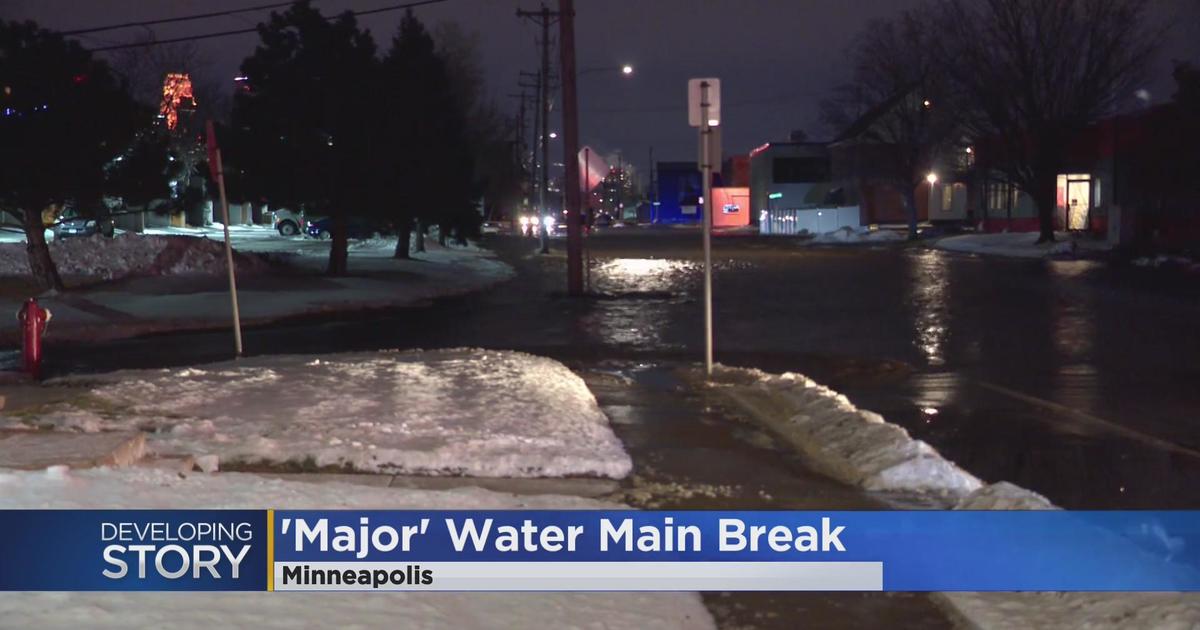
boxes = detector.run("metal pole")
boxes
[583,146,590,293]
[538,6,552,254]
[559,0,583,294]
[700,81,714,377]
[214,147,243,357]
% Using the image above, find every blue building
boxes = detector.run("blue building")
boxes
[652,161,704,224]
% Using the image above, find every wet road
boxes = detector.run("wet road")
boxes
[44,229,1200,509]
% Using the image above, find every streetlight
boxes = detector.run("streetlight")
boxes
[926,172,938,185]
[579,64,635,77]
[549,131,558,139]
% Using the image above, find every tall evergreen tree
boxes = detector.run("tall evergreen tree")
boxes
[0,20,145,290]
[382,11,477,257]
[232,1,378,274]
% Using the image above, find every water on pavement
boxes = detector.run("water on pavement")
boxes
[40,230,1200,512]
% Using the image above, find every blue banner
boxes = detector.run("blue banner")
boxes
[1,509,1198,591]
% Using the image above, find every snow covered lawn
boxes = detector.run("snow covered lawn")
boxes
[5,349,632,479]
[0,232,512,343]
[0,233,267,281]
[0,466,713,629]
[935,231,1111,259]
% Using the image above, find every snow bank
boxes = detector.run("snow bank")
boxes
[10,349,632,479]
[935,592,1200,630]
[954,481,1056,510]
[0,234,266,280]
[0,466,714,630]
[705,365,982,496]
[809,226,905,245]
[935,232,1110,259]
[703,366,1200,628]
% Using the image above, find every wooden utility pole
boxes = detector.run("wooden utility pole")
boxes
[517,6,558,255]
[557,0,583,294]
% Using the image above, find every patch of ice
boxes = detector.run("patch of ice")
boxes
[12,349,632,479]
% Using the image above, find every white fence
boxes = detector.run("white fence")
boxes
[760,205,861,235]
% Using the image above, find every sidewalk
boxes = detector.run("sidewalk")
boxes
[0,231,513,344]
[0,348,712,628]
[933,231,1112,259]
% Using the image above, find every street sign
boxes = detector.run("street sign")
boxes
[688,78,720,128]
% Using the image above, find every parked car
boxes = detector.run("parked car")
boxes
[306,216,376,240]
[272,208,305,236]
[481,219,508,235]
[54,206,114,239]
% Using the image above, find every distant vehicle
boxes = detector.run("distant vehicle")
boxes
[272,208,305,236]
[306,216,376,240]
[481,219,508,235]
[54,206,114,239]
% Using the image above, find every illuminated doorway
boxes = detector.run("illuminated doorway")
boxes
[1057,174,1092,231]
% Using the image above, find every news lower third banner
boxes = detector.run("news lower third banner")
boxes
[0,510,1198,592]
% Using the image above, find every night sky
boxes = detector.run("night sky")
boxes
[4,0,1199,178]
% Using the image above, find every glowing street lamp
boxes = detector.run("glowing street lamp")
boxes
[926,172,938,185]
[579,64,635,78]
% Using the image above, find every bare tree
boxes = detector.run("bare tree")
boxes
[934,0,1158,242]
[821,6,960,240]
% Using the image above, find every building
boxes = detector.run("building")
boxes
[653,161,704,224]
[749,142,832,223]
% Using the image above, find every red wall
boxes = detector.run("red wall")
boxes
[711,187,750,227]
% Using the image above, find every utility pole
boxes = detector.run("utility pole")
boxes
[517,5,558,255]
[518,71,541,229]
[557,0,583,294]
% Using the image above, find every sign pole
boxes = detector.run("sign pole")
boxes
[700,81,714,378]
[207,121,243,357]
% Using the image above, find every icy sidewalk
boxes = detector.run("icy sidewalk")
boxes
[1,349,633,479]
[0,233,513,344]
[0,466,713,630]
[698,365,1200,629]
[934,231,1111,259]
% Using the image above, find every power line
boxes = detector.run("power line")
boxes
[82,0,452,52]
[62,1,311,36]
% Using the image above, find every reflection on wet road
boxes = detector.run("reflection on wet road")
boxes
[44,231,1200,508]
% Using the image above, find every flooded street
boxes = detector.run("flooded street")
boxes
[44,229,1200,509]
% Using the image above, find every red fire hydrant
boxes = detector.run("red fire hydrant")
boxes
[17,298,51,380]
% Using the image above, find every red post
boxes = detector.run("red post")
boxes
[17,297,51,380]
[559,0,584,296]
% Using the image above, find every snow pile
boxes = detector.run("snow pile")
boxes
[9,349,632,479]
[936,592,1200,630]
[705,365,982,496]
[0,466,713,629]
[809,226,905,245]
[935,232,1110,259]
[702,365,1200,628]
[954,481,1056,510]
[0,234,266,280]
